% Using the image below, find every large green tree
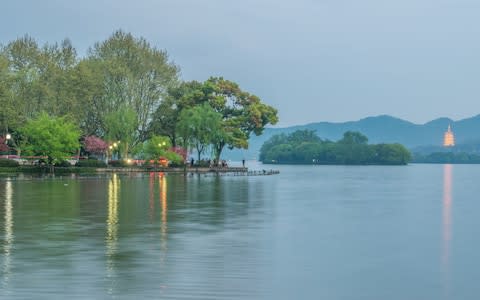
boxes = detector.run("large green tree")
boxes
[87,30,179,143]
[177,103,224,161]
[19,112,80,167]
[1,36,79,122]
[149,81,204,146]
[151,77,278,161]
[104,104,137,159]
[204,77,278,161]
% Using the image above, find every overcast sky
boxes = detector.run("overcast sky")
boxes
[2,0,479,126]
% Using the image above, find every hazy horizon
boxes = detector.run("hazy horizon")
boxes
[2,0,480,126]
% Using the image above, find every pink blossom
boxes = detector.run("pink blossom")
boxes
[170,146,187,160]
[84,136,108,154]
[0,137,10,152]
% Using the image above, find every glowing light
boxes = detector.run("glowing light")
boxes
[443,125,455,147]
[5,134,11,140]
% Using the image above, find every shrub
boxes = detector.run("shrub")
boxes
[56,160,73,167]
[168,160,185,168]
[0,159,19,167]
[108,160,129,168]
[76,159,107,168]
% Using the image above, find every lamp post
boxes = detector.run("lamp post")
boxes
[5,133,11,159]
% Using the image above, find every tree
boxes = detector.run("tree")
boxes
[374,143,411,165]
[19,112,80,168]
[0,54,17,134]
[84,136,108,156]
[339,131,368,145]
[260,130,411,165]
[176,103,224,161]
[1,35,43,123]
[0,136,9,153]
[104,104,137,159]
[87,30,179,144]
[1,36,79,122]
[204,77,278,161]
[143,135,171,160]
[150,78,278,161]
[149,81,204,146]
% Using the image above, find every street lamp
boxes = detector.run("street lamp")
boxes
[4,133,11,159]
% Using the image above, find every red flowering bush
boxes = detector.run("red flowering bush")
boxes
[84,136,108,154]
[0,137,10,153]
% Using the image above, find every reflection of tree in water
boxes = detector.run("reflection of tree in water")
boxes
[167,175,266,232]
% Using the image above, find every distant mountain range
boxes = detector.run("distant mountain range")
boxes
[224,114,480,160]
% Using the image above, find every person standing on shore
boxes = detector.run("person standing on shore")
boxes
[242,159,245,168]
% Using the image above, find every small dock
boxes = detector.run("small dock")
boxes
[199,169,280,177]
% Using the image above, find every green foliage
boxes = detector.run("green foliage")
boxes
[143,135,171,160]
[0,33,277,163]
[205,77,278,160]
[108,160,130,168]
[149,81,204,145]
[19,112,80,165]
[142,135,183,166]
[260,130,411,165]
[163,151,183,165]
[0,159,19,167]
[56,160,73,167]
[339,131,368,145]
[87,30,179,143]
[104,104,137,158]
[177,103,224,160]
[76,159,107,168]
[151,77,278,161]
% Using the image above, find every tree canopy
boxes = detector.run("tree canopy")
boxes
[0,31,278,164]
[260,130,411,165]
[19,112,80,165]
[150,77,278,161]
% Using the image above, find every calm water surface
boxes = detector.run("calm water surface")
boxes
[1,164,480,299]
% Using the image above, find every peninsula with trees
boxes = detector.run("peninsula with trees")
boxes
[260,130,411,165]
[0,31,278,171]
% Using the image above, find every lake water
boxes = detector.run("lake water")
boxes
[1,163,480,299]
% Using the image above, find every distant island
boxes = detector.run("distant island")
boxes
[260,130,411,165]
[225,114,480,161]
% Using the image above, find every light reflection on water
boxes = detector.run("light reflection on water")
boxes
[106,173,119,295]
[160,173,168,262]
[442,165,452,266]
[2,180,13,292]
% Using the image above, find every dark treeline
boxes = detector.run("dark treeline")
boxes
[0,31,278,165]
[412,152,480,164]
[260,130,411,165]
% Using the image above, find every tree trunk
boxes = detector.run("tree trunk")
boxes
[214,142,225,164]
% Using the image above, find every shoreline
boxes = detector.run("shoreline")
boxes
[0,166,280,176]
